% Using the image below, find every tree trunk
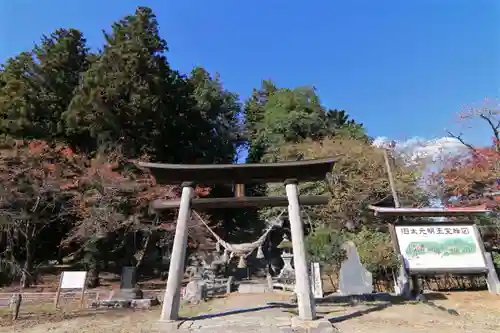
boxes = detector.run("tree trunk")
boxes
[86,257,100,288]
[135,232,155,272]
[83,240,101,288]
[57,248,64,265]
[20,238,33,289]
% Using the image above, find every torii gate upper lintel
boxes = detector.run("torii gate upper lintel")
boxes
[138,158,336,322]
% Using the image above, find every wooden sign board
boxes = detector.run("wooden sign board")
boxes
[54,271,88,308]
[60,271,87,289]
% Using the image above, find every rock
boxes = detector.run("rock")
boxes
[131,298,160,310]
[109,288,143,300]
[291,317,338,333]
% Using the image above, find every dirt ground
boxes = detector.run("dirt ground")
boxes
[1,291,499,333]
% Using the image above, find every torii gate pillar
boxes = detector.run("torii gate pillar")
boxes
[160,182,194,321]
[285,179,316,320]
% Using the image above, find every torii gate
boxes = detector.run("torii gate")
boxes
[138,158,335,322]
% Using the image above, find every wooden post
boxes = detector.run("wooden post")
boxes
[79,285,86,308]
[225,276,233,294]
[235,184,245,198]
[383,148,413,297]
[10,293,22,320]
[383,149,400,208]
[54,273,63,308]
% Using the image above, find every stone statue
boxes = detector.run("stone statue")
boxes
[186,251,226,281]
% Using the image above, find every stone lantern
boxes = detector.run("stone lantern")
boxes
[277,234,295,283]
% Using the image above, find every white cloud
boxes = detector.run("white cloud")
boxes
[373,136,468,163]
[373,136,470,207]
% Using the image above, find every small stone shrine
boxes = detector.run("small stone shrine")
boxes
[338,241,373,295]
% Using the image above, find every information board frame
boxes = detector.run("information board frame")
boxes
[54,271,88,309]
[393,220,488,275]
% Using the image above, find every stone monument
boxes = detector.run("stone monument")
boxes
[100,266,145,308]
[338,241,373,295]
[310,262,323,298]
[121,266,137,289]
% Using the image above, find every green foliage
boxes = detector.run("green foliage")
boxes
[187,67,243,163]
[345,227,399,273]
[0,29,90,141]
[306,228,346,271]
[492,252,500,274]
[63,7,183,157]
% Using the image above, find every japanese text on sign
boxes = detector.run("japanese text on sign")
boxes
[400,226,469,236]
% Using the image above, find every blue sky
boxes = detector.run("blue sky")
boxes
[1,0,498,148]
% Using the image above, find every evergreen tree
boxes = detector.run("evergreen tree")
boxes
[0,29,90,141]
[187,67,243,163]
[63,7,188,160]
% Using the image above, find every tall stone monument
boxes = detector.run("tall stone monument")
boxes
[338,241,373,295]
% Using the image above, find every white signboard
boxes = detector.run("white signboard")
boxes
[310,262,323,298]
[395,225,486,271]
[60,271,87,289]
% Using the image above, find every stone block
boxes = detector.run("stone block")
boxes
[99,299,131,308]
[291,317,338,333]
[237,283,271,294]
[131,298,160,310]
[109,288,143,300]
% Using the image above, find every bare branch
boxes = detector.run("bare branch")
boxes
[446,130,476,151]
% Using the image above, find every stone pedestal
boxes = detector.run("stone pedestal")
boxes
[291,317,338,333]
[98,287,146,308]
[110,288,143,300]
[237,280,272,293]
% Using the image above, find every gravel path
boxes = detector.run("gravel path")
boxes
[1,291,499,333]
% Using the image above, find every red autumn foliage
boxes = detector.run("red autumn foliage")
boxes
[0,138,215,250]
[438,139,500,208]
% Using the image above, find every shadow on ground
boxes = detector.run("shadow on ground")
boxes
[181,292,459,327]
[327,303,392,323]
[182,303,295,321]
